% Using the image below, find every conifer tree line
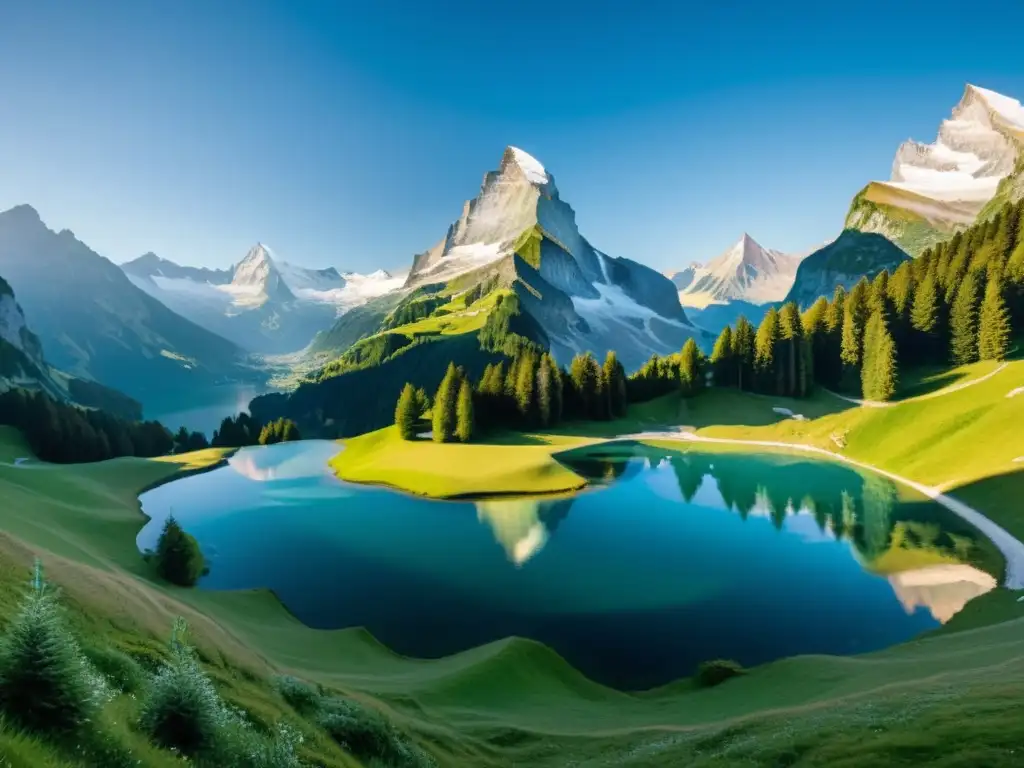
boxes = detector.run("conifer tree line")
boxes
[396,347,637,442]
[257,417,302,445]
[709,307,813,399]
[0,388,176,463]
[711,198,1024,402]
[394,342,711,441]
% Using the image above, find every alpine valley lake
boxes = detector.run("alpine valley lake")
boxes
[136,439,1003,690]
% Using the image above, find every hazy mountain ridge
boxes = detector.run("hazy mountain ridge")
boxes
[0,204,258,401]
[122,244,404,354]
[671,233,807,310]
[783,230,910,309]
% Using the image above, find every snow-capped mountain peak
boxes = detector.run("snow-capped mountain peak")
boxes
[847,83,1024,252]
[507,146,550,187]
[673,234,806,308]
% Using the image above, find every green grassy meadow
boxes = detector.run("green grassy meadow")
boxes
[2,356,1024,765]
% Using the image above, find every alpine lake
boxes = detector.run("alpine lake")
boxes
[137,439,1003,691]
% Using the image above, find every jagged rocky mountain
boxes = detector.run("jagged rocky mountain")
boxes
[783,230,910,309]
[254,146,711,438]
[0,205,258,401]
[0,271,144,419]
[846,84,1024,254]
[368,145,706,370]
[672,234,805,309]
[665,234,809,332]
[122,245,404,354]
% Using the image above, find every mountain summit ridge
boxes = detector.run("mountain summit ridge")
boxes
[846,83,1024,253]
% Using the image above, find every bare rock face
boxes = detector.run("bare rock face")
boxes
[401,146,709,369]
[847,83,1024,253]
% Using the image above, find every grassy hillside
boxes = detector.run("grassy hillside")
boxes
[0,422,1023,765]
[333,427,592,497]
[697,359,1024,539]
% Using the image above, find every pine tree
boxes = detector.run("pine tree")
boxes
[709,326,735,387]
[949,271,981,366]
[394,383,418,440]
[753,307,780,393]
[778,302,806,397]
[514,350,537,421]
[861,309,897,402]
[841,278,869,374]
[455,379,474,442]
[978,274,1012,361]
[910,268,941,362]
[602,351,628,417]
[679,338,701,396]
[537,353,554,427]
[0,559,106,733]
[432,363,459,442]
[547,354,564,424]
[569,353,600,417]
[731,316,756,391]
[155,515,205,587]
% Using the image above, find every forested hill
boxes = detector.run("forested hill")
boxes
[709,198,1024,403]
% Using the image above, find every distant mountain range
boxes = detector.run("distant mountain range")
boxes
[122,245,403,354]
[667,234,810,330]
[0,205,260,402]
[254,146,712,437]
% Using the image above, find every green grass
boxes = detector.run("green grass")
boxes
[332,426,592,497]
[3,361,1024,765]
[701,359,1024,539]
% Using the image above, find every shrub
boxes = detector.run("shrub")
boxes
[0,559,109,733]
[273,674,321,714]
[138,618,230,755]
[318,697,434,766]
[695,659,746,688]
[82,644,147,694]
[155,514,205,587]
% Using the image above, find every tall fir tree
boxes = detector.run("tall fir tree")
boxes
[731,315,756,391]
[601,351,628,418]
[394,383,418,440]
[949,271,982,366]
[910,268,941,363]
[861,309,898,402]
[778,302,807,397]
[679,338,701,396]
[455,379,475,443]
[978,274,1012,361]
[432,363,460,443]
[514,351,537,422]
[753,307,781,394]
[709,326,735,387]
[537,353,554,427]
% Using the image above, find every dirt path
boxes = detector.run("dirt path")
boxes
[825,362,1010,408]
[626,428,1024,590]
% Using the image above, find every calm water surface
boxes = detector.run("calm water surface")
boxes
[143,384,267,436]
[137,440,1002,690]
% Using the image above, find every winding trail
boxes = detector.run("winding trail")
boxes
[623,427,1024,590]
[825,362,1010,408]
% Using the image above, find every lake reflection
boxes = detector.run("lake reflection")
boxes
[137,440,1000,690]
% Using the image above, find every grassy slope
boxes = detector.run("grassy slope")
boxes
[332,426,592,497]
[4,357,1024,767]
[698,359,1024,540]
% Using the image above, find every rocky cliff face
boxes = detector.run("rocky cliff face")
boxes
[402,146,708,369]
[0,274,54,392]
[846,84,1024,254]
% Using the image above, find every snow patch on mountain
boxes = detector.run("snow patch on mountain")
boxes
[509,146,549,186]
[857,84,1023,228]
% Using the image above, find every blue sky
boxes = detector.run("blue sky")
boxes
[1,0,1022,274]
